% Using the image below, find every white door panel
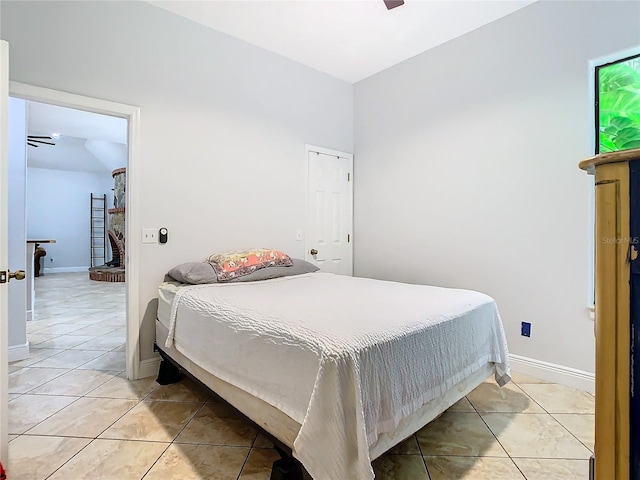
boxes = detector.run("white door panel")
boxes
[1,39,10,467]
[7,97,27,358]
[306,147,353,275]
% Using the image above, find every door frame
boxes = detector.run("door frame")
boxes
[9,81,141,381]
[304,144,353,274]
[1,39,10,467]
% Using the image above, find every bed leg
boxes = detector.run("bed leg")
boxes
[270,445,304,480]
[156,359,182,385]
[270,456,304,480]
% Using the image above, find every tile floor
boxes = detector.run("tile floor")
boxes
[8,272,595,479]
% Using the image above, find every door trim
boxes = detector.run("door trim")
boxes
[7,342,29,363]
[9,81,142,380]
[1,39,10,467]
[304,144,353,274]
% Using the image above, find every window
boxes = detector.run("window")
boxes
[595,53,640,154]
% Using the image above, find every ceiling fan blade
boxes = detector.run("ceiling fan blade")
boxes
[27,135,52,140]
[27,142,39,147]
[384,0,404,9]
[28,139,55,146]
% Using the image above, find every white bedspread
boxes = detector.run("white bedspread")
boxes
[165,272,510,480]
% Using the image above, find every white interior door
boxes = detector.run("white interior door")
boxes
[1,39,10,467]
[306,145,353,275]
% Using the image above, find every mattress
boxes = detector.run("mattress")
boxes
[157,280,182,329]
[161,272,510,480]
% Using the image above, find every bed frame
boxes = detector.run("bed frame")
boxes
[154,341,309,480]
[154,316,496,479]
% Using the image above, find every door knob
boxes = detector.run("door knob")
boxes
[1,269,26,283]
[9,270,26,281]
[310,249,318,255]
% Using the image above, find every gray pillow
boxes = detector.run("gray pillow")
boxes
[226,258,319,283]
[167,262,217,284]
[167,258,319,285]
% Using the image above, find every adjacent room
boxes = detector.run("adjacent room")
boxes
[1,0,639,479]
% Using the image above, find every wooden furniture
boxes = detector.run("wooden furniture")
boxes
[25,239,55,321]
[580,147,640,480]
[34,245,46,277]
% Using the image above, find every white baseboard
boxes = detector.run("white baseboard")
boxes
[509,354,595,394]
[138,356,161,379]
[43,266,90,273]
[8,341,29,362]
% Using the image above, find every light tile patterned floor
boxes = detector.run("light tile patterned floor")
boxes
[8,272,594,479]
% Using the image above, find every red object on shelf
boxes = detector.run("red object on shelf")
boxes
[0,461,6,479]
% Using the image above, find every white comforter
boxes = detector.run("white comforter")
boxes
[165,272,510,480]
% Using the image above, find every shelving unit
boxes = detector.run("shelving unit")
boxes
[90,193,107,267]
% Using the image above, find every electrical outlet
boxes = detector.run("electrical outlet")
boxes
[141,228,158,244]
[521,322,531,337]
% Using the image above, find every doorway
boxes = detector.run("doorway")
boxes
[13,98,128,363]
[7,82,141,380]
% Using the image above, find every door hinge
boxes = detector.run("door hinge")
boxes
[0,271,6,284]
[347,234,350,243]
[347,172,350,182]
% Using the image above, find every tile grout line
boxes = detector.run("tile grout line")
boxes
[21,367,123,396]
[38,390,145,477]
[139,442,173,480]
[547,411,595,455]
[8,366,72,395]
[44,437,96,480]
[17,395,84,436]
[476,380,594,476]
[168,398,209,442]
[139,397,210,479]
[414,431,432,480]
[470,384,527,479]
[25,349,115,371]
[236,432,260,480]
[509,381,551,414]
[516,381,595,457]
[84,391,146,439]
[236,432,258,480]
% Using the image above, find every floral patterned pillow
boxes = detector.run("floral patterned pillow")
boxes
[205,248,293,281]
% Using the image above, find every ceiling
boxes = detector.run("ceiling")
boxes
[148,0,536,83]
[27,102,127,174]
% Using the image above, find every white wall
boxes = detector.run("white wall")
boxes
[8,97,27,358]
[26,167,113,271]
[0,1,353,362]
[354,1,640,375]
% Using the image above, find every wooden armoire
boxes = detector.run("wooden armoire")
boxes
[580,147,640,480]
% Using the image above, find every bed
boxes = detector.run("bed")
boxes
[155,270,510,480]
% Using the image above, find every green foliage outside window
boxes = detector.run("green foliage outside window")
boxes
[598,55,640,153]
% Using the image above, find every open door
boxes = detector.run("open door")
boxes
[1,39,10,468]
